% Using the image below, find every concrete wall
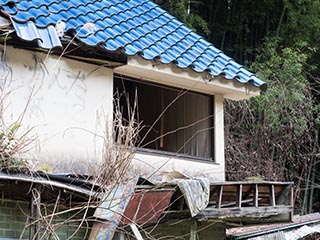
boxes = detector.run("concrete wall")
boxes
[0,200,28,239]
[2,45,225,181]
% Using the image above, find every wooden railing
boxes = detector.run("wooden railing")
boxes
[197,181,294,223]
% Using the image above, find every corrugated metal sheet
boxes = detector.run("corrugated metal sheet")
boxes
[249,231,286,240]
[89,178,137,240]
[227,213,320,240]
[0,0,267,90]
[285,225,320,240]
[246,224,320,240]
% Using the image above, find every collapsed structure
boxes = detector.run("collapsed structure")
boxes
[0,0,293,239]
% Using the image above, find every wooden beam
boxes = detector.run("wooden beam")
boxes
[164,206,293,224]
[198,205,293,219]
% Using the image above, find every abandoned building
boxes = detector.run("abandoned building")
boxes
[0,0,294,239]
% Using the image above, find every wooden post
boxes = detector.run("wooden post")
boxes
[190,220,197,240]
[216,185,223,209]
[254,184,259,207]
[270,185,276,207]
[30,186,41,240]
[236,184,242,208]
[290,186,294,221]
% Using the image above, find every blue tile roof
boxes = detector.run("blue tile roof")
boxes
[0,0,267,90]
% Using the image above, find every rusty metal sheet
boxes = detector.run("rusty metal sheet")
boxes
[121,189,174,224]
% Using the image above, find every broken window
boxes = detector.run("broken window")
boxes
[114,76,214,160]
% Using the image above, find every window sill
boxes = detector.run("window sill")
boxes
[135,148,218,165]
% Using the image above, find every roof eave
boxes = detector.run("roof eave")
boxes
[115,56,261,101]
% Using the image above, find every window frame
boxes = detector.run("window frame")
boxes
[114,74,215,162]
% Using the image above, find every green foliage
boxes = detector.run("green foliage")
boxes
[251,39,310,136]
[156,0,320,212]
[283,0,320,46]
[37,165,53,173]
[0,122,31,168]
[154,0,210,37]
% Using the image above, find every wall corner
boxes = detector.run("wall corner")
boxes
[214,94,225,181]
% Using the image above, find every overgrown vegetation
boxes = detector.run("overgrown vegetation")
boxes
[22,96,140,239]
[95,94,140,186]
[0,79,34,169]
[156,0,320,213]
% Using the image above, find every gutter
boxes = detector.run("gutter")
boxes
[227,218,320,240]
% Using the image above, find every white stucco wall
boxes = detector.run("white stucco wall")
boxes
[1,45,226,181]
[1,46,113,173]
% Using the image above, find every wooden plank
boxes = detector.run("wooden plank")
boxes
[258,185,273,193]
[164,206,293,224]
[209,181,293,186]
[236,184,242,208]
[223,186,238,192]
[198,205,293,219]
[219,198,261,208]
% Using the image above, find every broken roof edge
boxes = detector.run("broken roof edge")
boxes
[0,171,101,201]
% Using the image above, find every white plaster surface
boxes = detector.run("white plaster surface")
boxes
[115,56,260,101]
[1,46,113,173]
[1,46,225,181]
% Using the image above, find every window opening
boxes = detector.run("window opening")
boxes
[114,76,214,160]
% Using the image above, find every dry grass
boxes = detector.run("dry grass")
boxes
[0,78,35,169]
[95,92,141,187]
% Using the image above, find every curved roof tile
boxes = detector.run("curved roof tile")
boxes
[0,0,267,90]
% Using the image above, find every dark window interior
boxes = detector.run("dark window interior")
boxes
[114,76,214,160]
